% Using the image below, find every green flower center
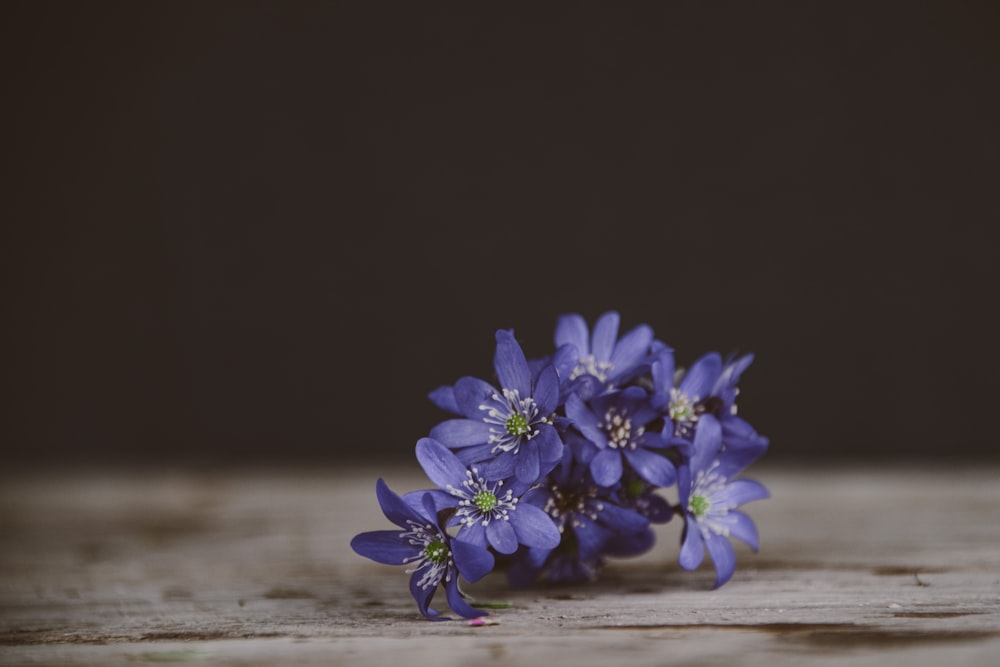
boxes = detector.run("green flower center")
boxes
[505,413,529,436]
[472,490,498,512]
[424,540,448,564]
[689,494,710,517]
[625,479,646,497]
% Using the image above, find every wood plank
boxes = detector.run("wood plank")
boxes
[1,465,998,665]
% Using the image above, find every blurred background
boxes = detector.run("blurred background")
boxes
[3,2,997,469]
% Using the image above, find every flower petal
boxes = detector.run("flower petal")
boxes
[719,478,771,508]
[514,442,541,484]
[678,520,704,571]
[451,536,495,582]
[428,385,461,415]
[402,489,456,517]
[677,463,692,504]
[595,502,649,533]
[704,532,737,588]
[603,527,655,558]
[429,419,492,449]
[690,414,723,474]
[534,423,564,465]
[641,493,674,523]
[678,352,722,399]
[409,570,442,620]
[713,510,760,551]
[493,329,531,397]
[590,311,620,363]
[376,478,421,527]
[455,523,488,549]
[350,530,416,565]
[453,376,498,418]
[573,515,612,561]
[623,447,676,487]
[608,324,653,382]
[590,448,623,487]
[486,518,518,554]
[445,574,487,619]
[533,364,560,415]
[510,502,561,550]
[555,313,589,354]
[650,349,676,409]
[551,343,579,383]
[415,438,469,490]
[476,450,517,479]
[565,393,609,448]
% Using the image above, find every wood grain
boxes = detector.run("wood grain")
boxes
[1,465,998,665]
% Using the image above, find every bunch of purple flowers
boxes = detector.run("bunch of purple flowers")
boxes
[351,312,770,620]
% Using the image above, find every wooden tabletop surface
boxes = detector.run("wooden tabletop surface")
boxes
[1,464,998,666]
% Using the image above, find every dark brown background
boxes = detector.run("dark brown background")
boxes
[3,2,997,467]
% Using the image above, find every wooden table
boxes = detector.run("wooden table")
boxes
[2,464,998,665]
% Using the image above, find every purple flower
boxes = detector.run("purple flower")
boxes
[415,438,562,554]
[350,479,495,620]
[652,350,757,439]
[677,415,770,588]
[508,457,651,586]
[565,386,675,487]
[554,311,659,397]
[429,330,563,484]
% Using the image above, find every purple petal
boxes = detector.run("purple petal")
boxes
[514,443,540,484]
[402,489,456,517]
[564,374,604,401]
[642,493,674,524]
[534,424,564,465]
[453,443,497,467]
[594,502,649,533]
[590,448,623,486]
[445,575,487,619]
[565,394,609,448]
[604,527,655,557]
[720,478,771,508]
[551,343,579,382]
[477,450,516,479]
[679,352,723,399]
[677,463,692,504]
[428,385,461,415]
[415,438,469,490]
[690,414,723,474]
[555,313,590,354]
[590,311,620,362]
[409,571,442,620]
[714,510,760,551]
[651,350,675,409]
[608,324,653,379]
[493,329,531,397]
[429,419,492,449]
[678,520,704,570]
[455,523,488,549]
[533,364,560,415]
[510,503,561,549]
[712,353,754,396]
[376,478,421,527]
[451,536,494,582]
[486,518,518,554]
[573,515,612,560]
[570,433,597,463]
[350,530,416,565]
[453,376,498,418]
[704,533,737,588]
[623,447,676,487]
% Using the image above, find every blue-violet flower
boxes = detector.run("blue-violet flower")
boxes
[350,479,495,619]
